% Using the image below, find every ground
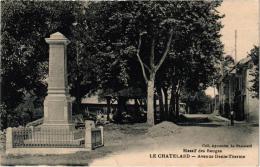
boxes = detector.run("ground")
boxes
[0,114,258,166]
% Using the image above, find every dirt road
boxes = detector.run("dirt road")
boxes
[1,114,258,166]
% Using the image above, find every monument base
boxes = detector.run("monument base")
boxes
[43,94,73,125]
[41,123,76,131]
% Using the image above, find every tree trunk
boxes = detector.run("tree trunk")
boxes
[157,86,164,121]
[169,86,176,121]
[106,97,111,121]
[175,93,180,119]
[147,79,155,125]
[134,99,139,122]
[75,78,81,114]
[28,110,33,122]
[162,87,168,120]
[2,115,7,130]
[154,93,157,123]
[172,93,176,120]
[117,97,125,124]
[75,96,81,115]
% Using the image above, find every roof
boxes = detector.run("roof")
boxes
[104,87,146,98]
[237,56,252,66]
[217,56,253,83]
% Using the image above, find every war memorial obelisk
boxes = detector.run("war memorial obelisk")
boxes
[43,32,74,130]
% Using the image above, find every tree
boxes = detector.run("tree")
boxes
[1,1,86,129]
[1,1,224,127]
[134,18,175,126]
[85,1,224,125]
[222,55,235,74]
[154,1,224,120]
[86,1,185,125]
[84,2,145,94]
[68,9,99,114]
[249,46,259,98]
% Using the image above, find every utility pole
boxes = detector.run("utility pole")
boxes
[234,30,237,62]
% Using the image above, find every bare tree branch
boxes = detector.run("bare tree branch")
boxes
[155,29,174,72]
[150,38,155,70]
[143,63,151,72]
[136,34,149,83]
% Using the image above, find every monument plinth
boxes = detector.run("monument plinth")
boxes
[43,32,74,129]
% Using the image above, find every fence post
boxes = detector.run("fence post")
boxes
[99,126,104,146]
[29,126,34,139]
[6,127,13,152]
[85,120,94,150]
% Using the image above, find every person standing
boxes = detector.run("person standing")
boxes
[230,110,234,126]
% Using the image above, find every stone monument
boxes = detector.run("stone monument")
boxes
[5,32,104,154]
[43,32,74,130]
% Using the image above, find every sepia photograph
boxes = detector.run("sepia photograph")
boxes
[0,0,259,166]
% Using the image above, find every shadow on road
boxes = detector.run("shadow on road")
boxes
[176,114,223,127]
[177,123,222,127]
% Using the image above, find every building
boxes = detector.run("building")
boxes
[217,56,259,123]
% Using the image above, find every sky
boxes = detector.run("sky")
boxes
[218,0,259,61]
[206,0,259,97]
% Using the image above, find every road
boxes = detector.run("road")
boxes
[1,114,258,166]
[90,114,258,166]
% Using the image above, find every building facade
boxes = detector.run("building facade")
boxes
[217,56,259,123]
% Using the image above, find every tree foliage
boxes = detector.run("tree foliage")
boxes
[85,1,224,123]
[249,46,259,98]
[222,55,235,75]
[1,1,225,127]
[1,1,88,128]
